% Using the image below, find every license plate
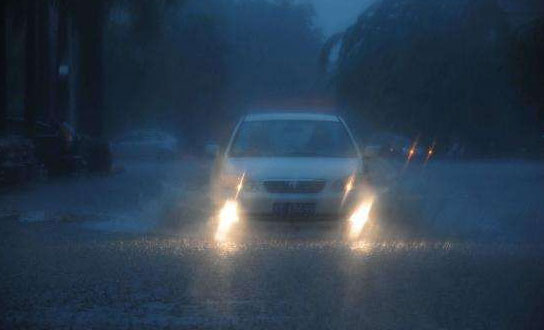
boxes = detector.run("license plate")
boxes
[273,203,316,218]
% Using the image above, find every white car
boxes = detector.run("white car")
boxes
[211,112,369,220]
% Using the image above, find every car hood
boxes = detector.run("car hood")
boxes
[223,157,362,180]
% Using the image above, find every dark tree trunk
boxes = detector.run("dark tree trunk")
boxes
[36,0,51,123]
[47,3,58,123]
[0,2,6,133]
[57,4,69,122]
[24,0,37,135]
[75,0,104,138]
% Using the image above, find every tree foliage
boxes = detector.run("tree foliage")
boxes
[103,0,322,145]
[511,17,544,132]
[4,0,321,143]
[332,0,540,154]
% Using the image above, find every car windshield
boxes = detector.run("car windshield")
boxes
[229,120,357,158]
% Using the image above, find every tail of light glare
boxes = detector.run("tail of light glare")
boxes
[341,174,355,206]
[348,197,375,240]
[234,173,245,200]
[215,200,240,242]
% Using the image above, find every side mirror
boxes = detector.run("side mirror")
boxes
[205,143,220,158]
[362,145,381,159]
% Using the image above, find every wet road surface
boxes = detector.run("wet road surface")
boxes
[1,158,544,329]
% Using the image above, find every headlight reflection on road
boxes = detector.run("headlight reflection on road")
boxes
[347,196,375,240]
[214,173,245,243]
[215,200,240,242]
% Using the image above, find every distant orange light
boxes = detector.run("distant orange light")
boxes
[405,140,419,165]
[425,143,436,165]
[407,148,416,161]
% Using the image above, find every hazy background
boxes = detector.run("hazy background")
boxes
[305,0,376,36]
[2,0,544,156]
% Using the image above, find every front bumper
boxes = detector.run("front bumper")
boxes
[243,191,349,215]
[213,186,370,220]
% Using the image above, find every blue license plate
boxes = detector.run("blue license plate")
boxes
[273,203,316,218]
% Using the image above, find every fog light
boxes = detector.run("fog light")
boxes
[215,200,240,242]
[348,197,374,239]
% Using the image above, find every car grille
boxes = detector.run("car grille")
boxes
[263,180,326,194]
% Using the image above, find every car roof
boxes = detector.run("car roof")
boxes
[244,112,340,122]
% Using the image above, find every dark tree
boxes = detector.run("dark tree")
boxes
[24,0,38,134]
[333,0,529,154]
[36,0,53,123]
[75,0,104,138]
[102,0,322,145]
[0,1,6,132]
[512,17,544,135]
[56,2,70,122]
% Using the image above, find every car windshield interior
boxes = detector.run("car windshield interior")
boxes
[229,120,357,158]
